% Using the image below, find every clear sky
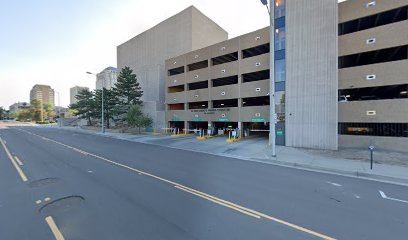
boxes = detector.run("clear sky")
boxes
[0,0,346,109]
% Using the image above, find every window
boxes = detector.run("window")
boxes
[187,60,208,71]
[275,0,285,19]
[189,101,208,109]
[339,84,408,101]
[242,70,269,83]
[339,45,407,69]
[168,85,184,93]
[168,66,184,76]
[212,76,238,87]
[211,52,238,66]
[188,81,208,90]
[339,6,408,35]
[242,44,270,58]
[213,99,238,108]
[339,123,408,137]
[275,91,285,114]
[275,27,285,51]
[275,59,285,82]
[242,96,270,107]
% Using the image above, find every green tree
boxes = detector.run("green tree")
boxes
[115,66,143,106]
[0,107,5,119]
[127,104,152,133]
[30,99,43,122]
[16,110,32,121]
[70,89,96,125]
[94,88,120,129]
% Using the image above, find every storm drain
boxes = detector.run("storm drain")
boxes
[39,195,85,215]
[29,178,60,188]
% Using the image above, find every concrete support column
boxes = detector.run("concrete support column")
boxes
[238,121,242,138]
[184,121,188,134]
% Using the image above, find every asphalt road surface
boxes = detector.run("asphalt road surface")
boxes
[0,126,407,240]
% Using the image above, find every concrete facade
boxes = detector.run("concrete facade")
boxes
[117,6,228,132]
[29,84,55,106]
[285,0,338,150]
[338,0,408,152]
[96,67,118,90]
[70,86,89,105]
[165,1,339,150]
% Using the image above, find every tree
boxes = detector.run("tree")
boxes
[30,99,43,122]
[0,107,4,119]
[70,89,96,125]
[127,105,152,134]
[115,66,143,106]
[94,88,120,129]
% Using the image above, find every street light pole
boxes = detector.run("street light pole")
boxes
[260,0,276,157]
[87,71,105,133]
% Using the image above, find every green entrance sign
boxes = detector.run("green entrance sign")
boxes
[251,118,266,122]
[192,117,203,122]
[218,118,230,122]
[277,130,283,136]
[171,117,183,122]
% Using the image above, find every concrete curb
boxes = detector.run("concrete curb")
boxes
[59,126,408,187]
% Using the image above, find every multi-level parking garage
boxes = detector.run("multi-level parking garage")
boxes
[165,27,276,140]
[338,0,408,151]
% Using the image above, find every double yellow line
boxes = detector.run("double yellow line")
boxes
[14,128,336,240]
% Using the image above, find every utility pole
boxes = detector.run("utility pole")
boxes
[260,0,276,157]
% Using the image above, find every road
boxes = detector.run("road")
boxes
[0,125,407,239]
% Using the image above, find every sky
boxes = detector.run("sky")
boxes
[0,0,346,109]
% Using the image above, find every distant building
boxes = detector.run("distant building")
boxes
[70,86,89,105]
[9,102,30,117]
[30,84,55,106]
[96,67,118,90]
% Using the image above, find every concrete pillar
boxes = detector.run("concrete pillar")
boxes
[184,121,188,134]
[238,121,242,138]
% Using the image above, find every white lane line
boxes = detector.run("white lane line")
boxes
[15,128,336,240]
[327,181,342,187]
[0,138,28,182]
[379,190,408,204]
[45,216,65,240]
[14,156,23,166]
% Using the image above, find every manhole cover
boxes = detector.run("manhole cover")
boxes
[39,195,85,215]
[29,178,60,188]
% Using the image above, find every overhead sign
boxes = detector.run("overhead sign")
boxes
[218,118,230,122]
[171,117,183,122]
[192,117,203,122]
[251,118,266,122]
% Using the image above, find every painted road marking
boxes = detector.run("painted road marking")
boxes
[36,200,42,204]
[379,190,408,204]
[175,185,261,219]
[0,138,28,182]
[14,156,23,166]
[45,216,65,240]
[15,128,336,240]
[326,181,342,187]
[45,197,51,202]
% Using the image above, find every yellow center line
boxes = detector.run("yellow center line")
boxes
[175,185,261,219]
[15,128,336,240]
[0,138,28,182]
[45,216,65,240]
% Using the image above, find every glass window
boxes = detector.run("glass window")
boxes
[275,27,285,51]
[275,0,285,19]
[275,91,285,115]
[275,59,285,82]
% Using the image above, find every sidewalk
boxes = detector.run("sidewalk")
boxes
[61,126,408,186]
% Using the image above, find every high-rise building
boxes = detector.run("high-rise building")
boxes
[70,86,89,105]
[30,84,55,106]
[96,67,118,90]
[117,6,229,132]
[338,0,408,151]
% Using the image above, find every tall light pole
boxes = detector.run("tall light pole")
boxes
[87,71,105,133]
[260,0,276,157]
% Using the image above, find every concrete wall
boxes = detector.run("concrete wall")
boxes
[285,0,338,150]
[339,135,408,153]
[117,6,227,131]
